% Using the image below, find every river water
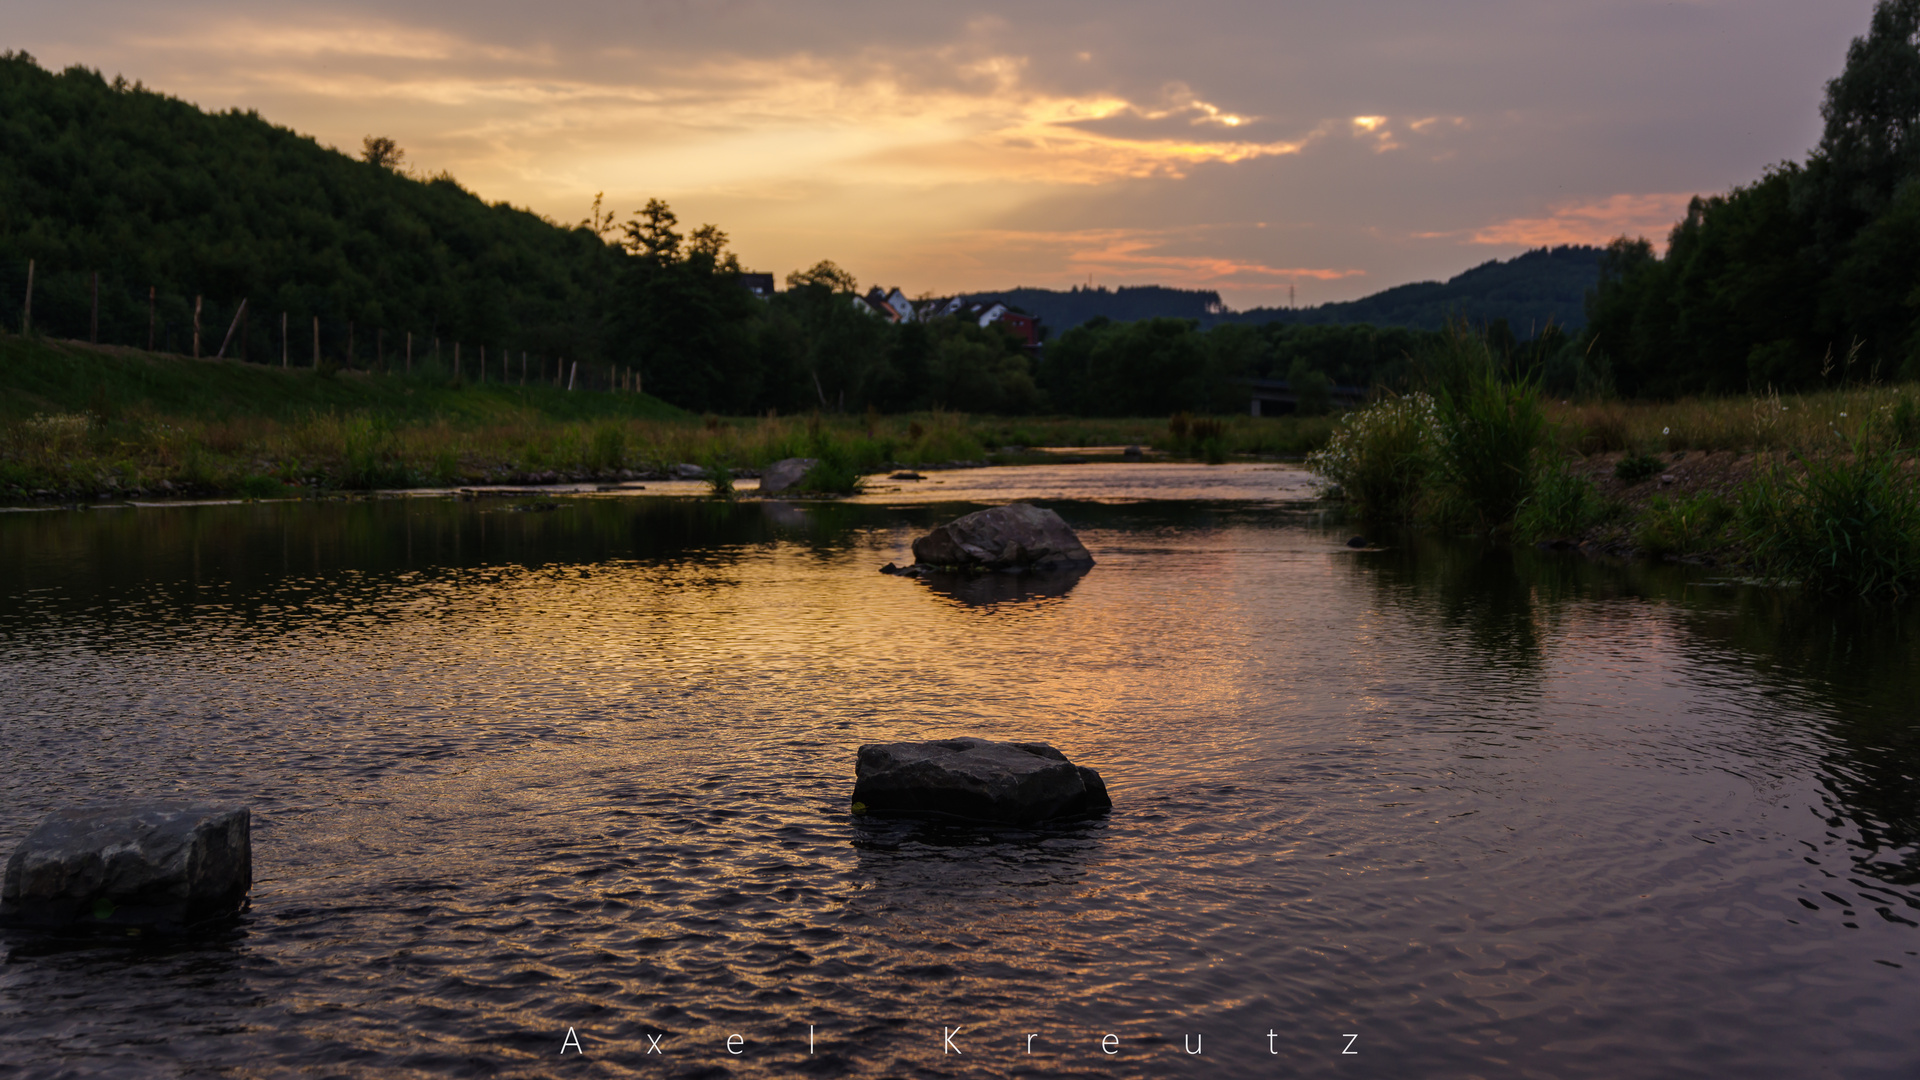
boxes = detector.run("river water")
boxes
[0,463,1914,1078]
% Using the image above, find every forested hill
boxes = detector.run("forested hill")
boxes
[967,246,1603,335]
[0,52,620,367]
[1219,246,1603,332]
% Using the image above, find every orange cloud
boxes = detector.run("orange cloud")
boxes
[1468,192,1695,248]
[906,227,1364,294]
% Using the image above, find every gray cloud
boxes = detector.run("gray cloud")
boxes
[10,0,1881,304]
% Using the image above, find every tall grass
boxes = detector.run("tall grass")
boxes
[1737,444,1920,597]
[1435,366,1551,530]
[1515,460,1611,539]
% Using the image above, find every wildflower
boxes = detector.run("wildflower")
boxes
[1662,427,1670,435]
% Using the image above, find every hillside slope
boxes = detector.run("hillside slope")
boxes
[0,53,619,370]
[967,246,1603,335]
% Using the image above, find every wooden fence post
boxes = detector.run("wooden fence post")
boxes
[520,350,527,385]
[455,342,461,380]
[90,272,99,344]
[193,296,202,358]
[313,315,320,369]
[568,359,577,391]
[281,311,288,368]
[479,343,485,384]
[406,331,412,374]
[348,321,355,370]
[149,286,156,351]
[377,327,384,372]
[21,258,32,335]
[215,299,247,359]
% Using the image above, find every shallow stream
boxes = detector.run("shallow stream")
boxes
[1,463,1915,1077]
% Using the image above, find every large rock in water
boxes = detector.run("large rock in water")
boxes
[757,456,818,495]
[852,738,1112,824]
[1,802,252,931]
[909,503,1093,571]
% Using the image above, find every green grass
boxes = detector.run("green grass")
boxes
[0,333,684,425]
[1633,492,1735,557]
[0,332,1337,500]
[1737,445,1920,597]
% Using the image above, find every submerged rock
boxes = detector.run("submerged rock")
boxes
[907,503,1093,572]
[852,737,1112,825]
[1,802,252,931]
[757,457,818,495]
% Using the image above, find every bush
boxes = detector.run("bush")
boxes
[1436,367,1550,530]
[1305,392,1441,519]
[795,433,869,494]
[1635,492,1734,556]
[702,451,735,497]
[1737,447,1920,597]
[1614,451,1664,483]
[1517,461,1608,539]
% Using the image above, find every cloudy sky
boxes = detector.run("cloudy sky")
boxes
[12,0,1880,307]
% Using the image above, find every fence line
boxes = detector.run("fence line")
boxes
[0,257,632,395]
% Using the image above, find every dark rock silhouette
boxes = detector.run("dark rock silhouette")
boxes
[1,802,252,932]
[852,737,1112,825]
[907,503,1094,572]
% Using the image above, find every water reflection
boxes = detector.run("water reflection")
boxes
[908,565,1093,608]
[1,490,1917,1079]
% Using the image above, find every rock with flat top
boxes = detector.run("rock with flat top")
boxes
[852,737,1111,824]
[1,802,252,931]
[758,457,818,494]
[908,503,1093,572]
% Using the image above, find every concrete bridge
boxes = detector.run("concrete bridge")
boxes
[1245,378,1371,416]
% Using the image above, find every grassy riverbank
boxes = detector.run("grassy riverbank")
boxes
[1308,365,1920,596]
[0,334,1331,499]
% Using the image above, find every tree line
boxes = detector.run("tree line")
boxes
[1586,0,1920,395]
[10,0,1915,419]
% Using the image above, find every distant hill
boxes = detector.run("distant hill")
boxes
[967,246,1604,337]
[0,53,620,367]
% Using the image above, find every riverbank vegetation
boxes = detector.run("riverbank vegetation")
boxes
[1306,326,1920,596]
[0,332,1334,499]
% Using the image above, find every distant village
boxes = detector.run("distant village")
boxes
[738,274,1042,348]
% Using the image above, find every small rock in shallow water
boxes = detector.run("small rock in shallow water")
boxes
[2,802,252,932]
[1346,536,1368,548]
[758,457,818,494]
[852,737,1111,825]
[908,503,1093,572]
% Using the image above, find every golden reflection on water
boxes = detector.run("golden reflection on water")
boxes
[0,485,1916,1078]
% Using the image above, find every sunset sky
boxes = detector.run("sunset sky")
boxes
[11,0,1880,308]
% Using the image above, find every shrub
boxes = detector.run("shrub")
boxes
[704,457,735,498]
[1436,367,1550,530]
[795,432,870,494]
[1516,461,1608,539]
[1737,447,1920,597]
[1634,492,1734,556]
[235,474,292,499]
[1615,451,1664,483]
[1305,392,1441,519]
